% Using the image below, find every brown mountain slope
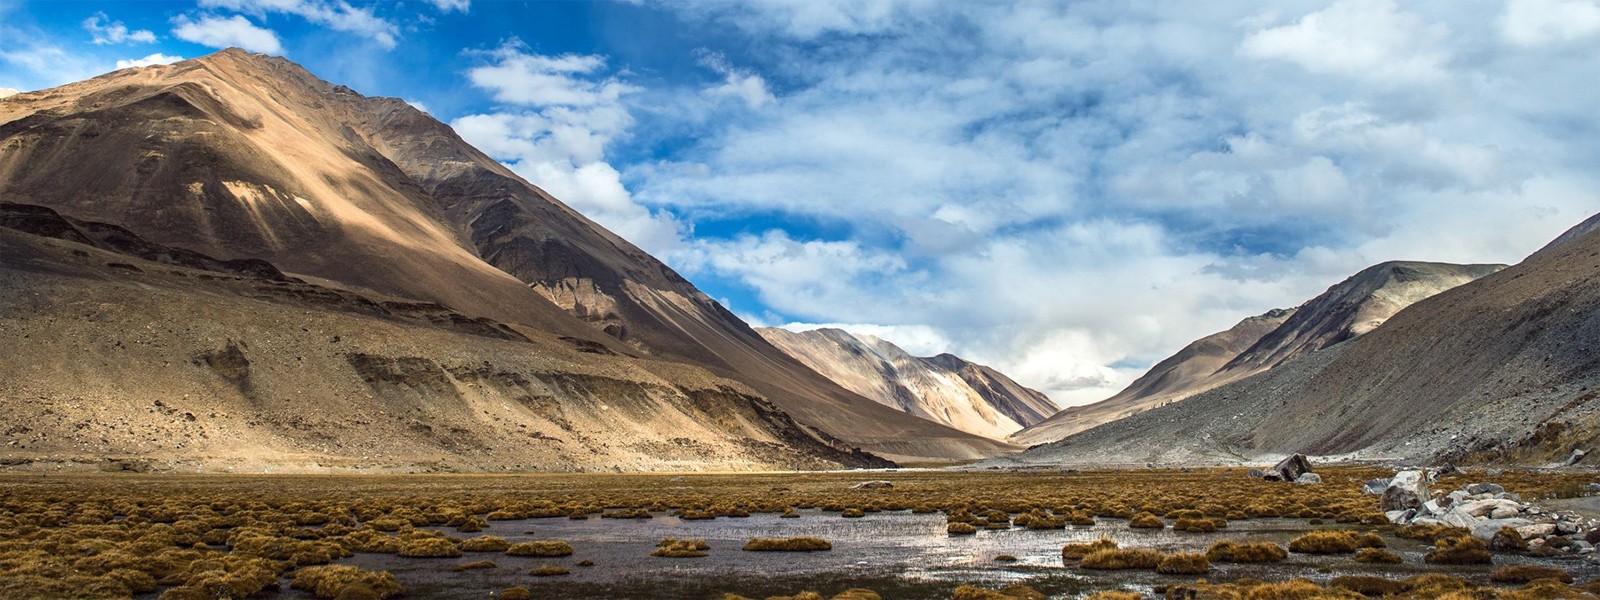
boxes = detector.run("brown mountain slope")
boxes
[989,217,1600,466]
[758,328,1057,439]
[0,206,880,472]
[0,49,1009,465]
[1009,261,1502,446]
[1008,308,1293,446]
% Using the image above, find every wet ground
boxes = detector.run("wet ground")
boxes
[253,510,1600,599]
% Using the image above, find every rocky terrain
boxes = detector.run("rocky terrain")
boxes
[0,49,1011,470]
[757,328,1057,439]
[987,219,1600,467]
[1011,261,1503,447]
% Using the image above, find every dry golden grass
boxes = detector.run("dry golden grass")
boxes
[500,586,534,600]
[1328,575,1405,596]
[505,540,574,557]
[396,536,460,558]
[1352,547,1402,564]
[947,522,978,535]
[1288,530,1362,554]
[652,538,710,558]
[530,564,571,576]
[1084,592,1141,600]
[1205,540,1287,563]
[1062,537,1118,561]
[1129,512,1165,529]
[1425,536,1492,565]
[460,535,510,552]
[290,565,403,599]
[743,537,832,551]
[1396,523,1471,541]
[450,559,496,571]
[1080,548,1165,570]
[950,584,1045,600]
[1155,551,1209,575]
[1490,564,1575,584]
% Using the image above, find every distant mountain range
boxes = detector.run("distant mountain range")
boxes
[991,222,1600,466]
[0,49,1012,472]
[1011,261,1505,446]
[758,328,1058,440]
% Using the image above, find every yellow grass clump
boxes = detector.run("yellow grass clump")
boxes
[743,537,832,552]
[1425,536,1492,565]
[1490,564,1575,584]
[396,536,461,558]
[530,564,571,576]
[1288,530,1361,554]
[1205,540,1287,563]
[505,540,574,557]
[460,535,511,552]
[652,538,710,558]
[290,565,403,600]
[950,584,1046,600]
[1062,537,1118,561]
[1080,548,1165,570]
[1129,512,1165,529]
[1156,551,1209,575]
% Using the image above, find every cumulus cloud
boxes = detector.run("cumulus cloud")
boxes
[1238,0,1450,84]
[426,0,471,13]
[1502,0,1600,45]
[623,1,1600,406]
[697,50,775,109]
[84,13,157,45]
[198,0,399,48]
[172,14,283,54]
[452,42,682,253]
[115,53,184,69]
[0,87,17,98]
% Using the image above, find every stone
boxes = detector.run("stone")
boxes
[1439,507,1480,530]
[1467,483,1505,495]
[1518,523,1558,539]
[1363,478,1390,495]
[1447,491,1469,505]
[1436,464,1461,475]
[1473,518,1534,542]
[1295,473,1322,485]
[1381,470,1429,512]
[1585,529,1600,545]
[1272,454,1313,482]
[1459,499,1522,518]
[1386,509,1417,524]
[1558,521,1580,535]
[1491,506,1521,519]
[850,480,893,490]
[1489,525,1529,551]
[1422,499,1449,516]
[1587,483,1600,495]
[1569,449,1587,466]
[1247,469,1265,478]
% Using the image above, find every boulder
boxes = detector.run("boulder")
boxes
[1489,524,1529,551]
[1459,499,1522,518]
[1247,469,1266,478]
[1569,449,1587,466]
[1363,478,1390,495]
[850,480,893,490]
[1491,506,1521,519]
[1381,470,1429,512]
[1295,473,1322,485]
[1472,518,1534,542]
[1386,509,1417,524]
[1466,483,1505,495]
[1272,454,1313,481]
[1438,507,1480,530]
[1518,523,1558,539]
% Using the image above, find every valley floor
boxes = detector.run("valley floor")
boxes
[2,468,1598,599]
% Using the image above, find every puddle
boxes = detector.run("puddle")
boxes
[260,511,1600,599]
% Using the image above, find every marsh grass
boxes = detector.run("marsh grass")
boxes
[1062,538,1118,561]
[530,565,571,576]
[1352,548,1402,564]
[1490,564,1575,584]
[1080,548,1164,570]
[652,538,710,558]
[1205,540,1287,563]
[505,541,574,557]
[1425,536,1492,565]
[290,565,403,599]
[744,537,832,552]
[1155,552,1209,575]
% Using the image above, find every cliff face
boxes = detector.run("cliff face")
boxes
[0,49,1009,470]
[759,328,1057,440]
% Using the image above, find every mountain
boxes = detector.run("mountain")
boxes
[989,227,1600,466]
[1011,261,1503,446]
[757,328,1057,439]
[1008,308,1294,445]
[0,49,1010,470]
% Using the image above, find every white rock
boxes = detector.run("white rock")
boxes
[1440,508,1480,529]
[1472,518,1535,541]
[1381,470,1429,512]
[1491,506,1520,519]
[1459,499,1522,518]
[1518,523,1558,538]
[1386,509,1416,524]
[1295,473,1322,485]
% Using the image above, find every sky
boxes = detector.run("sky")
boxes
[4,0,1600,407]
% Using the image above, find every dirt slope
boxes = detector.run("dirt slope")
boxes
[0,49,1008,466]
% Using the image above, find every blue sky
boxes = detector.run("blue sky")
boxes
[4,0,1600,406]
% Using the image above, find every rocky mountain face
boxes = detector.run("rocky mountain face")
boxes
[988,228,1600,467]
[757,328,1057,440]
[1012,261,1503,446]
[0,49,1010,471]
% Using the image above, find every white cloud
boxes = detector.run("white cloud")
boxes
[1238,0,1450,84]
[116,53,184,69]
[627,1,1600,407]
[84,13,157,45]
[426,0,471,13]
[453,43,682,253]
[405,99,429,114]
[1502,0,1600,45]
[697,51,775,109]
[172,14,283,54]
[0,87,17,98]
[197,0,399,48]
